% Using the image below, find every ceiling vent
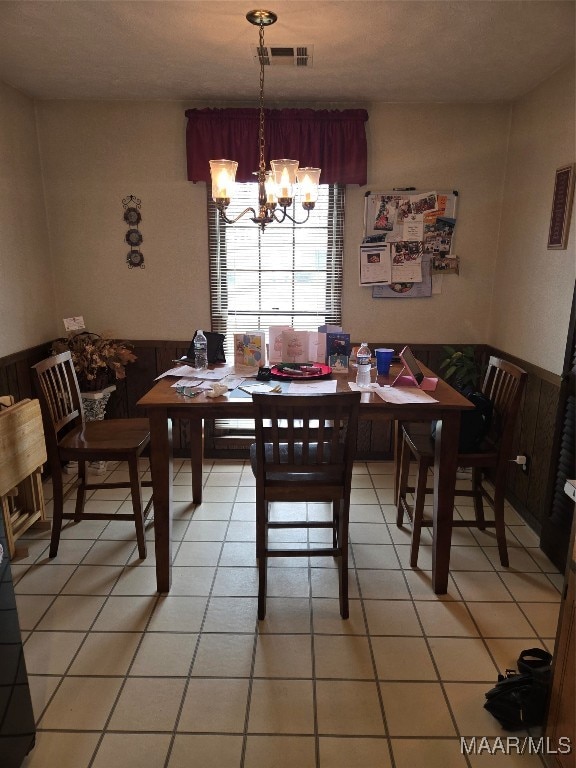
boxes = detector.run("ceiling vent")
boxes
[254,45,313,67]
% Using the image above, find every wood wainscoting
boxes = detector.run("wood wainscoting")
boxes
[1,339,568,568]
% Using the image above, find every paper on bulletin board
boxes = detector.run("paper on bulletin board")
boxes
[364,190,458,246]
[372,253,433,299]
[359,243,391,285]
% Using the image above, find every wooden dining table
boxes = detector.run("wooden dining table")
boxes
[137,362,473,595]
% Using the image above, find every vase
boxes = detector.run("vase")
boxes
[64,385,116,475]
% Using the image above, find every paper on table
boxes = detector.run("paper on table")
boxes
[287,380,338,394]
[376,386,438,404]
[156,365,234,381]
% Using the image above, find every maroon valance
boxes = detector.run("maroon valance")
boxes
[185,107,368,186]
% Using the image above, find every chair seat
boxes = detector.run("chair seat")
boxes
[60,418,150,456]
[402,423,498,466]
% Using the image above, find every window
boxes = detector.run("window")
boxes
[207,182,345,447]
[208,183,345,355]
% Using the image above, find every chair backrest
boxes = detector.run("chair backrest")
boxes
[252,392,361,489]
[481,356,527,458]
[31,351,84,445]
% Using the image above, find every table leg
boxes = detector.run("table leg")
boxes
[149,410,173,593]
[432,410,461,594]
[190,416,203,505]
[393,419,402,504]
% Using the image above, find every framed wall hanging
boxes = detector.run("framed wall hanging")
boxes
[122,195,145,268]
[548,164,575,250]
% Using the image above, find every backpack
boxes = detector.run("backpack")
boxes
[483,648,552,730]
[432,388,493,453]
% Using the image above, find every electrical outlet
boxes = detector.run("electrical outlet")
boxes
[521,455,530,473]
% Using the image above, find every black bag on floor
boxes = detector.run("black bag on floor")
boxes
[483,648,552,730]
[432,387,493,453]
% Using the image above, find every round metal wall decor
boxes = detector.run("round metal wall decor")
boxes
[122,195,145,268]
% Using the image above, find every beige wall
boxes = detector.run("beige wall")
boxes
[1,63,574,373]
[0,81,57,357]
[489,63,576,375]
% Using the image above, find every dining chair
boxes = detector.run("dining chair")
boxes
[250,391,361,620]
[396,356,527,568]
[32,351,153,559]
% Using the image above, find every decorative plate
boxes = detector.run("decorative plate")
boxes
[125,228,143,246]
[270,363,332,381]
[123,207,142,225]
[126,249,144,267]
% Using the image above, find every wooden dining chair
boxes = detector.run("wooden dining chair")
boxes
[250,391,361,620]
[396,356,527,568]
[32,351,153,559]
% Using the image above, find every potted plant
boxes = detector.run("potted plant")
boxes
[51,332,137,393]
[439,345,480,391]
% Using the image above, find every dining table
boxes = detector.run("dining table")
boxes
[137,361,473,595]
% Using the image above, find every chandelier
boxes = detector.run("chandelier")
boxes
[209,9,321,231]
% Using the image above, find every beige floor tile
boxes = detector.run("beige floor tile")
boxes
[192,633,254,677]
[61,564,124,595]
[212,566,259,596]
[466,602,536,638]
[146,595,208,632]
[14,564,77,595]
[81,539,137,565]
[244,735,316,768]
[35,595,106,631]
[405,573,465,604]
[392,738,469,768]
[518,601,561,637]
[69,631,142,675]
[364,599,423,636]
[253,633,312,678]
[231,502,256,521]
[319,736,392,767]
[357,569,411,600]
[225,521,256,542]
[314,634,374,679]
[205,471,242,486]
[59,520,108,540]
[498,572,561,602]
[267,566,311,598]
[349,521,391,543]
[483,637,541,673]
[352,544,401,569]
[381,682,456,737]
[27,674,61,723]
[482,545,542,572]
[429,637,498,681]
[235,486,256,502]
[91,733,172,768]
[190,501,233,519]
[219,541,256,566]
[168,565,216,596]
[184,520,229,541]
[23,631,85,674]
[129,632,197,676]
[248,679,315,733]
[168,735,243,768]
[415,600,478,637]
[39,676,123,730]
[34,539,94,564]
[173,541,223,566]
[14,594,58,630]
[92,594,156,632]
[376,488,396,504]
[316,680,385,736]
[110,564,159,595]
[450,572,513,602]
[257,597,312,634]
[179,678,250,732]
[444,682,516,737]
[372,636,437,680]
[349,505,386,523]
[21,730,100,768]
[203,596,258,632]
[108,677,186,731]
[312,597,366,634]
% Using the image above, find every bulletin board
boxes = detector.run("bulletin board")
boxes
[360,189,459,294]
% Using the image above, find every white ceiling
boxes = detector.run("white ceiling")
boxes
[0,1,573,103]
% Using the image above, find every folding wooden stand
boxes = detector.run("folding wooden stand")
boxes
[0,397,50,558]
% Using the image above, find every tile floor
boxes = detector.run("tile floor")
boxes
[12,459,562,768]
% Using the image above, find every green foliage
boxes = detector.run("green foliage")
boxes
[439,345,479,389]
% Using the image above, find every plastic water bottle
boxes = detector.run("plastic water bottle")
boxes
[356,341,372,386]
[194,330,208,370]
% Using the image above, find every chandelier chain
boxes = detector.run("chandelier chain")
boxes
[258,22,266,176]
